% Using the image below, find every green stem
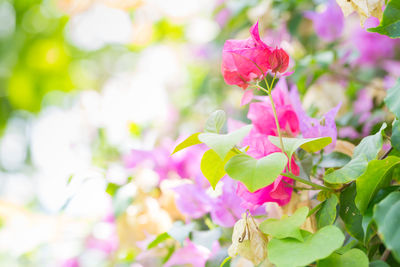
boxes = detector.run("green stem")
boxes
[280,172,333,192]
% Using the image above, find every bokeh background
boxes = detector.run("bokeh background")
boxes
[0,0,398,266]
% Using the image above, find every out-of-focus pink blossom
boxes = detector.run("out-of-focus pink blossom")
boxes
[339,126,360,139]
[222,21,290,88]
[351,17,398,66]
[210,179,246,227]
[61,258,79,267]
[173,183,213,219]
[354,89,373,123]
[164,239,218,267]
[305,0,344,42]
[124,141,205,181]
[290,85,340,152]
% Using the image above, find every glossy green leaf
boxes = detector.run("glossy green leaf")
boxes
[353,123,387,161]
[200,149,236,189]
[324,155,368,184]
[385,78,400,118]
[268,136,332,161]
[373,191,400,262]
[199,125,252,159]
[355,156,400,214]
[339,183,364,241]
[368,0,400,38]
[267,226,345,267]
[260,206,309,241]
[369,260,390,267]
[225,152,287,192]
[171,133,201,154]
[317,248,369,267]
[319,152,351,168]
[316,194,338,229]
[391,119,400,152]
[204,110,226,133]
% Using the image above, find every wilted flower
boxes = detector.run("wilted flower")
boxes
[228,213,268,265]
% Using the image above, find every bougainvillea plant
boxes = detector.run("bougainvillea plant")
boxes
[169,19,400,267]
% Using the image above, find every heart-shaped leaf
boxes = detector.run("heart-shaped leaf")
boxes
[269,136,332,161]
[316,194,339,229]
[204,110,226,133]
[385,78,400,118]
[339,183,364,241]
[200,149,236,189]
[199,125,252,159]
[224,152,287,192]
[353,123,386,161]
[373,191,400,262]
[317,248,369,267]
[171,133,201,155]
[267,225,345,267]
[355,156,400,214]
[260,206,309,241]
[324,155,368,184]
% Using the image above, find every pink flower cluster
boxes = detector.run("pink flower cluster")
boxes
[221,21,289,89]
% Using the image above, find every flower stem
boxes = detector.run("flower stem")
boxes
[280,172,333,192]
[264,75,285,153]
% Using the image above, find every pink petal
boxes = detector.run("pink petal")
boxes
[241,89,254,106]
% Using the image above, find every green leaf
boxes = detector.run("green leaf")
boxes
[260,206,309,241]
[201,149,236,189]
[199,125,252,159]
[192,228,222,250]
[225,152,288,192]
[373,191,400,262]
[316,194,338,229]
[147,232,171,249]
[267,226,345,267]
[317,248,369,267]
[204,110,226,133]
[220,256,232,267]
[368,0,400,38]
[355,156,400,214]
[171,133,201,154]
[319,152,351,168]
[324,156,368,184]
[391,119,400,152]
[353,123,387,161]
[369,260,390,267]
[339,183,364,241]
[385,78,400,118]
[268,136,332,161]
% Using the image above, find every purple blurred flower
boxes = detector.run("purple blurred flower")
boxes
[124,140,205,181]
[339,126,360,139]
[305,0,344,42]
[351,17,398,66]
[210,179,245,227]
[164,239,218,267]
[290,85,340,152]
[354,89,373,123]
[173,183,213,219]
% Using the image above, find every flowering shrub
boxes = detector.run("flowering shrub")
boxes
[167,14,400,266]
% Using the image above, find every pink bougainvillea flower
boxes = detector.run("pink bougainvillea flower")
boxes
[247,80,299,137]
[269,48,290,73]
[164,239,218,267]
[305,0,344,42]
[289,85,340,152]
[222,21,290,89]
